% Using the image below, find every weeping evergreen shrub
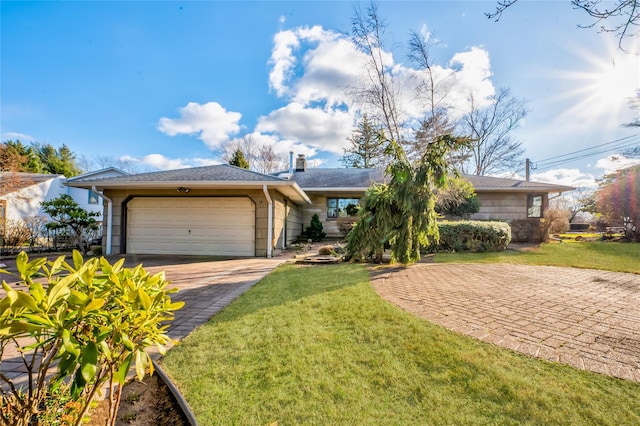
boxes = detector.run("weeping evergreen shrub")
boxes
[345,135,472,264]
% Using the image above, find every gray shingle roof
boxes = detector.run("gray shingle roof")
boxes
[67,163,573,194]
[69,164,284,184]
[462,174,574,191]
[290,168,386,188]
[290,168,573,192]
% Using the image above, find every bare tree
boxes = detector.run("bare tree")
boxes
[550,187,595,223]
[405,30,459,162]
[78,155,139,174]
[350,2,404,143]
[486,0,640,52]
[222,135,287,174]
[255,144,287,174]
[458,88,528,176]
[222,134,259,165]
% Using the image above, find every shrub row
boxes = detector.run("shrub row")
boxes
[429,221,512,252]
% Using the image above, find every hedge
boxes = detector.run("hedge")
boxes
[428,221,512,252]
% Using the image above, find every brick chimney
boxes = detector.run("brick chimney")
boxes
[295,154,307,172]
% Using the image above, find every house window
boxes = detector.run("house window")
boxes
[327,198,360,218]
[88,190,100,205]
[527,195,543,218]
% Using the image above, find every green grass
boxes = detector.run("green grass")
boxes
[433,241,640,274]
[162,264,640,425]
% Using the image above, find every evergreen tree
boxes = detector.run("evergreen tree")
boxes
[41,194,100,253]
[346,135,470,264]
[35,143,82,176]
[229,148,250,169]
[304,214,326,242]
[341,115,386,168]
[0,140,44,172]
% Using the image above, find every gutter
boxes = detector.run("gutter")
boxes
[67,180,312,204]
[262,185,273,258]
[92,186,113,255]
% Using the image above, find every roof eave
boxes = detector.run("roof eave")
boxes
[301,187,372,192]
[65,180,312,204]
[475,186,575,192]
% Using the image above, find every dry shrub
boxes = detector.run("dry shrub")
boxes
[337,218,358,237]
[541,208,571,237]
[0,218,30,248]
[318,245,336,255]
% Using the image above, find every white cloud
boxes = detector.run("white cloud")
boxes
[2,132,37,142]
[531,168,597,189]
[268,29,301,97]
[268,25,368,106]
[227,131,318,160]
[120,154,221,171]
[256,102,353,154]
[306,158,326,168]
[294,37,367,107]
[157,102,242,149]
[595,154,640,175]
[155,26,499,167]
[268,24,496,127]
[445,47,495,116]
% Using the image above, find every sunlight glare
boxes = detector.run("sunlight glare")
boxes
[551,38,639,128]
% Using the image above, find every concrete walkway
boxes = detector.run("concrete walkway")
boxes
[0,253,295,391]
[371,263,640,383]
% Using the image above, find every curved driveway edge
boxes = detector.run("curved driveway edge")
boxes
[371,263,640,383]
[0,254,294,392]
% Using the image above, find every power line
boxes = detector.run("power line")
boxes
[536,134,639,165]
[538,138,639,168]
[538,135,640,163]
[533,135,640,172]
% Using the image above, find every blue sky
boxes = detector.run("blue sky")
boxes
[2,1,639,188]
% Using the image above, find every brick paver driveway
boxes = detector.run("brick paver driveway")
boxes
[372,263,640,382]
[0,253,293,390]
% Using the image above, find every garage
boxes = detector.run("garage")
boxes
[126,197,255,256]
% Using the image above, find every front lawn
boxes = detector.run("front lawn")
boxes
[433,241,640,274]
[162,263,640,425]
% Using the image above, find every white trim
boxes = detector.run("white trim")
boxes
[66,180,312,204]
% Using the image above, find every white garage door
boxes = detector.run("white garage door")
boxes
[126,197,255,256]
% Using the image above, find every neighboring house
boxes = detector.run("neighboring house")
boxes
[0,173,66,223]
[0,167,128,226]
[66,154,574,257]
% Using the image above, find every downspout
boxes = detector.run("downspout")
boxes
[548,192,563,201]
[283,199,288,250]
[262,185,273,258]
[92,186,112,255]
